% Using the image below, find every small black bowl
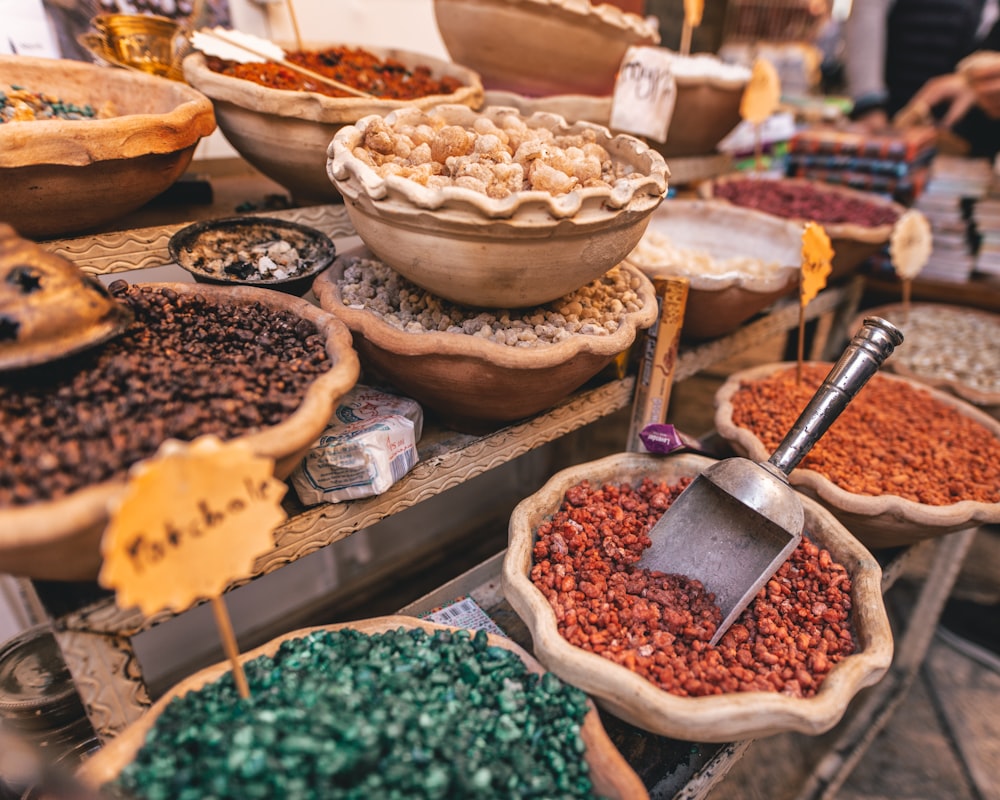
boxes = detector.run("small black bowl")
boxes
[168,216,336,296]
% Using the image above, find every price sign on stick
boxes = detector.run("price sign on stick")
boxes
[889,209,932,321]
[100,436,288,699]
[610,46,678,143]
[680,0,704,56]
[740,59,781,173]
[798,222,834,383]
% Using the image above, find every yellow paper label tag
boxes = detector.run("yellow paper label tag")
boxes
[889,209,932,279]
[610,45,678,143]
[740,59,781,125]
[99,436,287,617]
[800,222,834,306]
[684,0,705,27]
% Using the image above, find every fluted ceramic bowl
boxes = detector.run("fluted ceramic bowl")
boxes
[0,283,360,580]
[327,104,669,308]
[78,616,649,800]
[313,246,657,432]
[503,452,893,742]
[714,362,1000,548]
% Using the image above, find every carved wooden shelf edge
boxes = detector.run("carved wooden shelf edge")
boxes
[42,205,357,275]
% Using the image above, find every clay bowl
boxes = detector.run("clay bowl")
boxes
[714,362,1000,549]
[503,452,893,742]
[0,55,215,240]
[849,303,1000,414]
[433,0,659,97]
[313,246,657,432]
[703,175,905,280]
[648,54,750,159]
[624,199,801,340]
[78,615,648,800]
[327,103,669,308]
[182,45,483,204]
[168,216,336,296]
[0,283,360,581]
[482,89,613,127]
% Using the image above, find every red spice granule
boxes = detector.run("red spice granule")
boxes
[729,364,1000,505]
[206,46,463,100]
[530,477,855,698]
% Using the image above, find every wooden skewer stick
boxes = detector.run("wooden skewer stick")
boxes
[198,28,375,99]
[286,0,304,52]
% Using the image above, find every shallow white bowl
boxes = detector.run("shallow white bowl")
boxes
[624,199,801,339]
[327,104,669,308]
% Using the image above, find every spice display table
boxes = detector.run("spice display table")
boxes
[12,201,977,798]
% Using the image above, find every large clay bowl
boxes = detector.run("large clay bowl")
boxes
[327,104,668,308]
[433,0,659,97]
[649,55,750,159]
[313,247,657,432]
[624,199,801,340]
[849,303,1000,413]
[0,283,360,581]
[78,615,648,800]
[0,55,215,240]
[703,175,905,280]
[183,46,483,204]
[503,452,893,742]
[714,363,1000,548]
[482,89,613,127]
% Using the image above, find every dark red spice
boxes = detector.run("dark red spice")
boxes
[206,46,464,100]
[729,364,1000,505]
[714,178,900,227]
[530,477,855,698]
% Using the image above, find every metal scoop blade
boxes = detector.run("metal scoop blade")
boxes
[637,316,904,645]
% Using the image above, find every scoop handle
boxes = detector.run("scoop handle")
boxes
[767,316,904,476]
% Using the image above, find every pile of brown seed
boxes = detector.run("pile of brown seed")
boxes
[0,282,332,507]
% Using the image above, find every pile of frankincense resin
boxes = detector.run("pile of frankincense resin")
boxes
[337,254,645,344]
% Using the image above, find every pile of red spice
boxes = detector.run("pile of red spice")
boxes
[530,477,856,698]
[206,46,464,100]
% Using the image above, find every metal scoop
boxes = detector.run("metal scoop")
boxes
[638,316,904,645]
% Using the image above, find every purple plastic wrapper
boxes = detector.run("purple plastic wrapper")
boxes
[638,423,698,455]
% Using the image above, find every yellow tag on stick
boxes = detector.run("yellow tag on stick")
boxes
[99,436,287,617]
[684,0,705,27]
[800,221,834,307]
[740,59,781,125]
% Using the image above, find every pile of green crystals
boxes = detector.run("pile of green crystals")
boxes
[110,626,601,799]
[1,86,98,123]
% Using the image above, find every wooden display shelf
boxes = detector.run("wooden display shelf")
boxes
[18,197,920,798]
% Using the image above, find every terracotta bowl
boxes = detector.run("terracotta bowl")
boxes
[0,55,215,240]
[648,55,750,159]
[714,362,1000,548]
[703,175,905,280]
[433,0,659,97]
[624,199,801,340]
[502,452,893,742]
[849,302,1000,413]
[482,89,613,127]
[313,247,657,432]
[182,46,483,204]
[327,104,669,308]
[78,615,648,800]
[0,283,360,581]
